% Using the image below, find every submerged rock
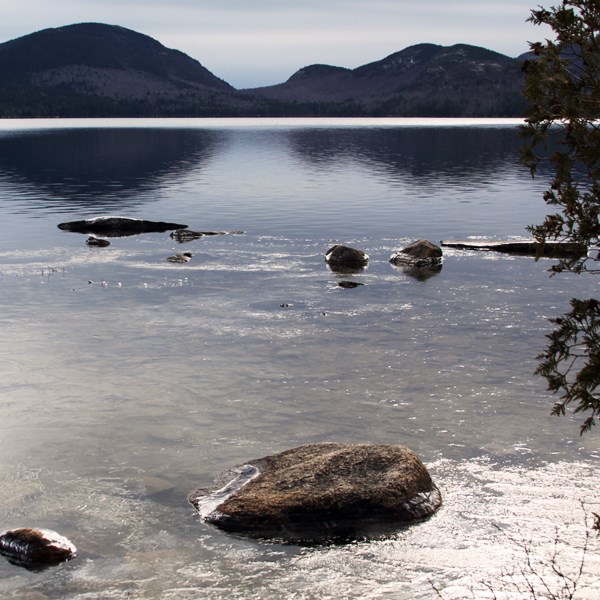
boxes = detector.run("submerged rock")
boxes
[338,280,364,288]
[166,252,193,263]
[170,229,244,243]
[325,245,369,272]
[390,239,443,267]
[0,528,77,569]
[440,239,587,258]
[189,442,441,542]
[86,236,111,247]
[58,216,188,237]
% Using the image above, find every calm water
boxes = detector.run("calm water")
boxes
[0,118,598,599]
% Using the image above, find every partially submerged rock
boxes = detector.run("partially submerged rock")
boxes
[189,442,441,542]
[166,252,193,263]
[338,280,364,288]
[0,528,77,569]
[86,236,111,247]
[390,239,443,268]
[58,216,188,237]
[325,245,369,272]
[441,239,587,258]
[170,229,244,243]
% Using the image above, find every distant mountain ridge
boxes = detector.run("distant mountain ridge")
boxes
[245,43,525,116]
[0,23,260,117]
[0,22,232,92]
[0,23,527,117]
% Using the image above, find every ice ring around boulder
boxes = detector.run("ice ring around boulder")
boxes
[0,528,77,570]
[189,442,441,542]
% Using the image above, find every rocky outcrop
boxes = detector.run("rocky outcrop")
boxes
[325,245,369,271]
[189,442,441,542]
[0,528,77,569]
[58,216,188,236]
[440,239,587,258]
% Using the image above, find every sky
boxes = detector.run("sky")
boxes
[1,1,550,89]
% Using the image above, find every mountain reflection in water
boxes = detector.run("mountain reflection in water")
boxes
[0,127,222,213]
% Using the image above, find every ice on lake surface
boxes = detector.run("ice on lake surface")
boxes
[0,118,598,599]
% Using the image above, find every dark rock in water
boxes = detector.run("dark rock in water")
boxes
[390,239,443,267]
[0,528,77,569]
[338,280,364,288]
[57,216,188,237]
[189,442,441,543]
[440,239,587,258]
[170,229,245,243]
[166,252,193,263]
[170,229,204,243]
[325,245,369,272]
[86,236,111,247]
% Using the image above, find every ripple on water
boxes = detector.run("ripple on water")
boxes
[2,458,596,599]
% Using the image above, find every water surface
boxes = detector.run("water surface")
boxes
[0,118,598,599]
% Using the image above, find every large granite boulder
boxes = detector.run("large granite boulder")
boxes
[58,216,188,237]
[189,442,441,542]
[0,528,77,570]
[325,245,369,272]
[389,239,443,267]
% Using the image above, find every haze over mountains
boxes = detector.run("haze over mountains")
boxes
[0,23,527,117]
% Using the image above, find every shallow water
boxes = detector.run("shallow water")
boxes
[0,118,598,599]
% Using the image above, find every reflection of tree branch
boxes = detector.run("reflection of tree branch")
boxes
[548,254,600,275]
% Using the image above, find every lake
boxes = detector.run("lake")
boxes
[0,118,598,599]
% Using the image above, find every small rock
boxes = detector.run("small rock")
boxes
[389,239,443,267]
[170,229,204,243]
[0,528,77,569]
[325,245,369,271]
[166,252,193,263]
[86,236,110,247]
[338,281,364,288]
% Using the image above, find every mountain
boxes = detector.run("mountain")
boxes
[0,23,264,117]
[0,22,232,92]
[244,43,526,117]
[0,24,526,117]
